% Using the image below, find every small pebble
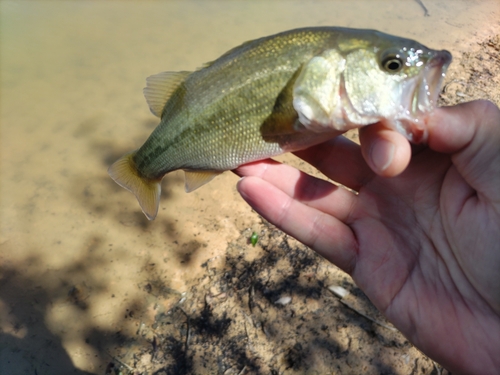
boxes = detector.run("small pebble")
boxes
[275,296,292,305]
[328,285,349,298]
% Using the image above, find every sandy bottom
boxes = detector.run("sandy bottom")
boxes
[0,1,499,374]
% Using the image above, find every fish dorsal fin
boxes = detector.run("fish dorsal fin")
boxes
[143,71,191,117]
[198,39,256,70]
[184,170,222,192]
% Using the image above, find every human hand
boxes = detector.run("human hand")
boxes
[235,100,500,374]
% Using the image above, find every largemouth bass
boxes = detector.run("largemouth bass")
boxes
[109,27,451,220]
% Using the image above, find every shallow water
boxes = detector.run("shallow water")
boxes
[1,1,499,373]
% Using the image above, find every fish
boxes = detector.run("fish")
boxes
[108,27,452,220]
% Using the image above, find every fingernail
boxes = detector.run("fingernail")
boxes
[370,139,395,172]
[236,176,244,189]
[236,177,248,197]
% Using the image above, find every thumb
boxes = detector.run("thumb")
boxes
[358,122,412,177]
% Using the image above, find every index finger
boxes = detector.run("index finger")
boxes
[293,135,375,191]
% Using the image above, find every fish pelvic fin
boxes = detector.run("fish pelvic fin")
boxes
[108,151,161,220]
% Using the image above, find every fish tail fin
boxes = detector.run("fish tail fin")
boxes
[108,151,161,220]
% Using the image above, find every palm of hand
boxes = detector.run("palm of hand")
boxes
[236,106,500,373]
[346,147,500,370]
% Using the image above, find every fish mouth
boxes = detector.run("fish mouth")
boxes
[413,50,452,115]
[398,49,452,142]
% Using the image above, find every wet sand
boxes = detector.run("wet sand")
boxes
[1,1,499,374]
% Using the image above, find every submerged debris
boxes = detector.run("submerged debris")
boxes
[414,0,430,17]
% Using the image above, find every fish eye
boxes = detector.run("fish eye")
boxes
[382,55,404,72]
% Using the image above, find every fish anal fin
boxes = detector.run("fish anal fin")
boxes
[184,170,222,192]
[108,151,162,220]
[143,71,191,118]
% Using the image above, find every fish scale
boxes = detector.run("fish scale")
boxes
[138,70,293,172]
[108,27,451,220]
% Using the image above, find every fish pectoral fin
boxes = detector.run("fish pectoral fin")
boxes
[143,71,192,117]
[108,151,162,220]
[260,67,302,138]
[184,170,222,192]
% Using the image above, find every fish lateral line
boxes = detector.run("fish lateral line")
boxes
[108,27,452,220]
